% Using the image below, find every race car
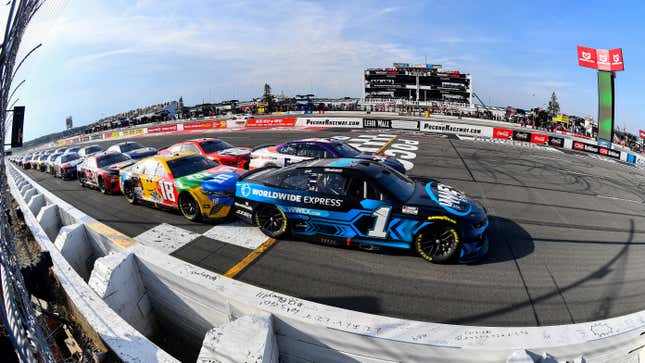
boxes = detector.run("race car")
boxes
[249,138,406,173]
[119,153,245,221]
[78,145,104,158]
[107,141,157,159]
[158,138,252,168]
[53,152,83,179]
[235,158,489,263]
[35,153,52,171]
[78,152,136,194]
[21,155,33,169]
[45,152,63,174]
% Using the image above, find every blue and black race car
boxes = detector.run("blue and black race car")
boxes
[234,158,489,263]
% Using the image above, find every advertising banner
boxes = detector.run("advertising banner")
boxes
[548,136,565,147]
[512,130,531,142]
[598,146,621,159]
[577,46,624,71]
[530,133,548,145]
[640,130,645,139]
[90,134,102,140]
[492,128,513,139]
[104,132,112,139]
[184,121,214,130]
[297,118,363,128]
[363,118,392,129]
[147,124,178,133]
[124,128,144,137]
[573,141,599,154]
[246,117,296,128]
[391,119,419,130]
[111,131,121,138]
[419,120,493,138]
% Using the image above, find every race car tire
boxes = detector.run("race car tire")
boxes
[254,204,288,238]
[98,178,108,194]
[78,173,85,187]
[179,193,202,222]
[123,181,137,204]
[415,224,460,263]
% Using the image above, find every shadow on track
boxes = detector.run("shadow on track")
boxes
[473,215,534,265]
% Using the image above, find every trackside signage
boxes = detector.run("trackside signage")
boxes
[296,117,363,128]
[246,118,296,128]
[147,124,178,133]
[419,121,493,138]
[363,118,392,129]
[493,128,513,139]
[391,120,419,130]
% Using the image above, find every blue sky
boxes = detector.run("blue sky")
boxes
[11,0,645,141]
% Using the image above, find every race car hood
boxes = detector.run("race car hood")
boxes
[215,147,251,157]
[61,158,83,168]
[174,165,243,191]
[355,152,406,173]
[405,180,485,221]
[124,147,157,158]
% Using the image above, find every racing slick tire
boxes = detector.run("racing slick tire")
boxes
[415,224,460,263]
[123,181,137,204]
[254,204,288,238]
[78,173,85,187]
[179,192,202,222]
[98,178,108,194]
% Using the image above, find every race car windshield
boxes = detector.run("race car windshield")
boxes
[60,153,79,162]
[200,140,234,153]
[373,168,415,201]
[98,153,130,167]
[331,142,361,157]
[167,155,219,178]
[85,146,102,154]
[120,142,144,152]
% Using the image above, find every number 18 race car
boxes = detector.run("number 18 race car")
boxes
[235,158,489,263]
[120,154,245,221]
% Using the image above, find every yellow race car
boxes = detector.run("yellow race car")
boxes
[119,153,246,221]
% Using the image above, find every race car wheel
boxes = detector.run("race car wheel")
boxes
[255,204,287,238]
[98,178,108,194]
[179,193,201,222]
[123,182,137,204]
[415,225,460,263]
[78,173,85,187]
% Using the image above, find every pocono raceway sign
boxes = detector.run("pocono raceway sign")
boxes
[420,120,494,138]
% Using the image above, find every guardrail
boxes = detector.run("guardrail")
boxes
[7,154,645,362]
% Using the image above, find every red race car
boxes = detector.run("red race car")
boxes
[78,151,136,194]
[158,138,251,169]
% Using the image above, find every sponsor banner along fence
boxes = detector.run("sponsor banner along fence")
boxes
[246,117,296,128]
[493,128,513,140]
[183,120,227,130]
[419,120,493,138]
[147,124,178,134]
[391,119,419,130]
[296,117,363,128]
[363,118,392,129]
[548,136,565,147]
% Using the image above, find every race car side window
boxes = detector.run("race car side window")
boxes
[169,145,182,153]
[280,169,310,190]
[297,144,329,158]
[313,172,346,196]
[279,143,297,155]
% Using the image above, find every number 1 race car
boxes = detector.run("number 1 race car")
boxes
[249,138,406,173]
[158,138,251,169]
[78,152,136,194]
[235,158,489,263]
[120,154,246,221]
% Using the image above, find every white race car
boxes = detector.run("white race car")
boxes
[249,138,406,173]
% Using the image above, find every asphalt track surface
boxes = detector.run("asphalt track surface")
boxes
[21,128,645,327]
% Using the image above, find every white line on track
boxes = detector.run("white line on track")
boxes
[596,195,643,204]
[203,221,268,249]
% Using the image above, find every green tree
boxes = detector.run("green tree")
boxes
[547,92,560,117]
